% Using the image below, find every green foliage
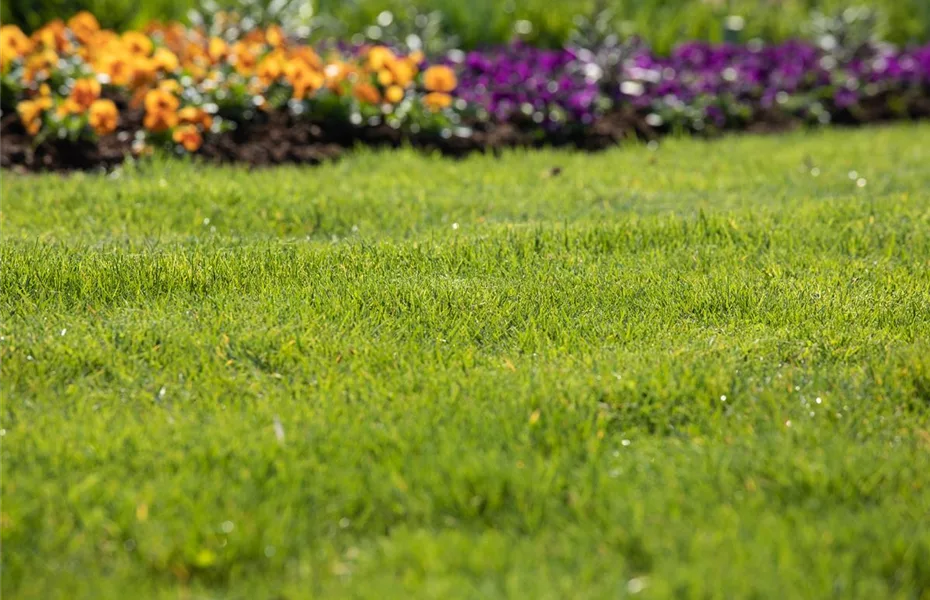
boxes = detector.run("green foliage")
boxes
[188,0,314,37]
[3,124,930,598]
[806,5,885,60]
[3,0,929,53]
[0,0,190,32]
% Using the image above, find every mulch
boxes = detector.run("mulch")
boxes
[2,94,927,173]
[0,107,652,173]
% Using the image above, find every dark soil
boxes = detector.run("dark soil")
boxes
[2,93,927,172]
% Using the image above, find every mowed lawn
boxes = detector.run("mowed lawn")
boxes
[2,125,930,599]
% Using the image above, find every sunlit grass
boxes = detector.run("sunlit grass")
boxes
[2,124,930,599]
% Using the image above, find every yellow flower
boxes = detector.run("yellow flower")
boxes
[423,91,452,111]
[122,31,153,56]
[385,85,405,104]
[265,25,284,48]
[70,77,101,110]
[56,98,84,118]
[17,99,49,134]
[172,124,203,152]
[67,11,100,44]
[178,106,213,130]
[88,99,119,135]
[423,65,457,93]
[158,79,182,94]
[353,82,381,104]
[208,37,228,63]
[153,47,179,72]
[367,46,395,71]
[0,25,33,67]
[377,69,394,86]
[388,59,415,87]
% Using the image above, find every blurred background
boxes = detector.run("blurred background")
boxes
[5,0,929,54]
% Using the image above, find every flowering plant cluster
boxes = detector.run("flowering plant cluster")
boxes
[0,13,461,154]
[447,39,930,135]
[1,12,929,164]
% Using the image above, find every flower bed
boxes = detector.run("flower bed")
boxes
[2,14,929,171]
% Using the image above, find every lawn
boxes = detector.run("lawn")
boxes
[2,124,930,599]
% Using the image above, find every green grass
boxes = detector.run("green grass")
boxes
[2,124,930,599]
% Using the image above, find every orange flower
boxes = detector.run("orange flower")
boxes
[288,47,322,70]
[408,50,424,65]
[285,60,324,99]
[70,77,101,109]
[367,46,395,71]
[67,11,100,44]
[122,31,153,56]
[17,99,46,135]
[23,48,58,82]
[157,23,186,49]
[153,47,179,72]
[82,29,117,60]
[385,85,405,104]
[0,25,33,66]
[144,88,180,114]
[423,92,452,111]
[243,29,265,45]
[99,53,134,86]
[88,99,119,135]
[130,56,158,87]
[32,20,69,52]
[143,110,178,132]
[257,53,284,84]
[143,87,180,132]
[423,65,457,93]
[172,124,202,152]
[353,82,381,104]
[178,106,213,129]
[230,41,257,75]
[90,29,118,48]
